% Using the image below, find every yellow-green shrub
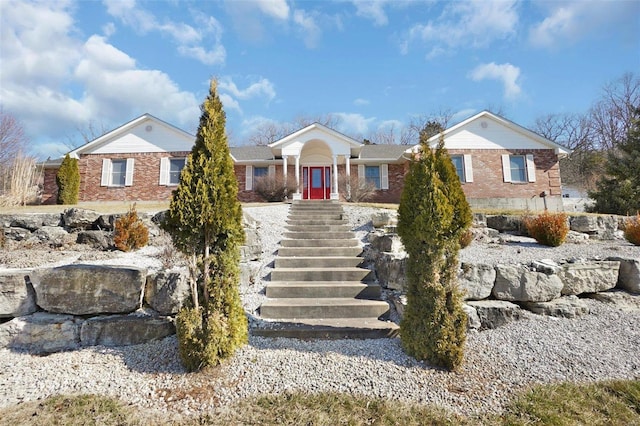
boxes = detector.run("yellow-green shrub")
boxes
[524,211,569,247]
[114,204,149,252]
[623,214,640,246]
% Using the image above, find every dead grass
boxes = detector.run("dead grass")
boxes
[1,380,637,426]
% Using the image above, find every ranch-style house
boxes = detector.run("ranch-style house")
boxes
[40,111,570,210]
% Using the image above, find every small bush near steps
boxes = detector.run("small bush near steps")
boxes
[114,204,149,252]
[524,211,569,247]
[623,214,640,246]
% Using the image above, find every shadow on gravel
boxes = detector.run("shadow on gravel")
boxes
[96,335,187,375]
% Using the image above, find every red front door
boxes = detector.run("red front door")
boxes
[303,166,331,199]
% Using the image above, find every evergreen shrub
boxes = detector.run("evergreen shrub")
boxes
[623,214,640,246]
[56,154,80,204]
[524,211,569,247]
[114,204,149,252]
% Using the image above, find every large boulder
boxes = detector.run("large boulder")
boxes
[31,264,147,315]
[0,312,81,353]
[33,226,71,246]
[0,269,37,318]
[76,230,111,250]
[62,208,101,230]
[466,300,523,329]
[367,232,405,254]
[371,211,397,228]
[80,313,175,347]
[458,263,495,300]
[145,270,191,315]
[587,290,640,312]
[486,215,525,234]
[374,252,407,291]
[609,257,640,294]
[559,261,620,295]
[522,295,589,318]
[493,265,563,302]
[0,214,61,230]
[570,215,619,239]
[462,303,481,329]
[241,228,262,262]
[4,227,30,241]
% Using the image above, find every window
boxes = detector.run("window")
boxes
[365,165,380,188]
[253,167,269,179]
[451,156,465,181]
[245,165,275,190]
[101,158,134,187]
[159,157,186,185]
[502,154,536,183]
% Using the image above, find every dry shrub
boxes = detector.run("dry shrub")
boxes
[623,213,640,246]
[459,228,473,248]
[524,211,569,247]
[0,230,5,249]
[114,204,149,252]
[254,174,297,201]
[338,171,378,202]
[0,153,42,206]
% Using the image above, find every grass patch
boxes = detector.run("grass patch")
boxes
[1,381,638,425]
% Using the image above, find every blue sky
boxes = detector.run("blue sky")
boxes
[1,0,638,159]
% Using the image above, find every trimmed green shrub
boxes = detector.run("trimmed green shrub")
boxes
[56,154,79,204]
[114,204,149,252]
[397,134,472,371]
[524,211,569,247]
[162,79,247,371]
[623,214,640,246]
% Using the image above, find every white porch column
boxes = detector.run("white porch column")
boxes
[344,154,351,200]
[282,155,288,179]
[293,155,301,200]
[331,155,339,200]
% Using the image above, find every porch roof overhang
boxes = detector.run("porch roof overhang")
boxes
[268,122,363,158]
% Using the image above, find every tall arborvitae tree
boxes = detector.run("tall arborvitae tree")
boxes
[397,134,472,371]
[589,107,640,215]
[56,154,79,204]
[161,79,247,371]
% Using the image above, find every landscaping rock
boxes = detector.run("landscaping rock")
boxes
[96,214,116,231]
[62,208,101,230]
[522,295,589,318]
[609,257,640,294]
[0,269,36,318]
[374,252,407,291]
[76,230,111,250]
[493,265,563,302]
[559,260,620,295]
[0,312,81,353]
[486,215,525,234]
[31,264,146,315]
[240,261,261,288]
[9,216,43,231]
[462,303,481,329]
[570,215,618,239]
[80,313,175,347]
[390,293,407,319]
[466,300,523,329]
[458,263,495,300]
[586,290,640,312]
[4,227,30,241]
[371,212,396,228]
[241,228,262,262]
[33,226,71,246]
[145,270,190,315]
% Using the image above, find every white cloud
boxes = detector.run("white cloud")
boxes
[333,113,376,135]
[468,62,522,100]
[403,1,518,55]
[219,93,242,114]
[354,98,370,106]
[293,9,322,48]
[102,22,116,37]
[219,77,276,102]
[0,1,200,158]
[529,1,640,48]
[351,0,390,26]
[103,0,225,65]
[451,108,478,123]
[255,0,290,20]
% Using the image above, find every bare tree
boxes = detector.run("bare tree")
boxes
[64,119,109,150]
[246,113,342,145]
[367,122,414,145]
[0,109,28,169]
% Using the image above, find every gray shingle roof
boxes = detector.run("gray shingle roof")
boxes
[359,145,408,160]
[230,145,275,161]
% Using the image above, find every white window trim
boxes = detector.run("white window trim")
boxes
[245,165,253,191]
[160,157,186,186]
[502,154,535,183]
[101,158,134,187]
[358,164,388,190]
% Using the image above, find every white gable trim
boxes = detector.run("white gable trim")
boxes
[269,123,363,150]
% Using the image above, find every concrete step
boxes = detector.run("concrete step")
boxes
[266,281,381,299]
[285,224,352,232]
[277,247,362,257]
[260,298,390,319]
[275,256,363,268]
[280,239,360,248]
[291,202,342,209]
[271,267,372,282]
[283,231,355,240]
[287,219,348,226]
[288,213,343,221]
[252,318,399,339]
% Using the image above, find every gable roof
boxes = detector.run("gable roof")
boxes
[426,110,571,154]
[68,113,195,158]
[268,122,363,150]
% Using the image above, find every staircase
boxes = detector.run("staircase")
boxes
[256,200,399,339]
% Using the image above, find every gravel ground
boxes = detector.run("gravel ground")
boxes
[1,203,639,418]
